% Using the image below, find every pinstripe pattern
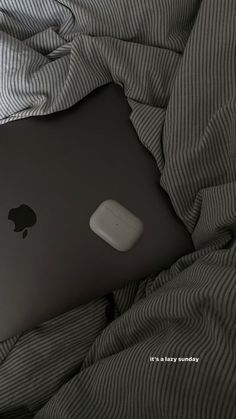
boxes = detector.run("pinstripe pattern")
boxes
[0,0,236,418]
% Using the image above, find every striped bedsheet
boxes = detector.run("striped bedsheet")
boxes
[0,1,235,418]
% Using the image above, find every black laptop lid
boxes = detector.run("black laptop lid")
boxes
[0,84,194,340]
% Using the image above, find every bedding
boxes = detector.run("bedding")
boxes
[0,0,235,418]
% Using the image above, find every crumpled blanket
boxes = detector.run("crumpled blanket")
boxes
[0,0,235,418]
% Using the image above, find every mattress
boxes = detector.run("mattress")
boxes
[0,1,235,418]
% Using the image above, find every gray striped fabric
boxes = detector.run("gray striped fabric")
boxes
[0,0,236,418]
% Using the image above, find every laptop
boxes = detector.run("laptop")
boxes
[0,83,194,340]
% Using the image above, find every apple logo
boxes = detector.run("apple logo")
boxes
[8,204,37,239]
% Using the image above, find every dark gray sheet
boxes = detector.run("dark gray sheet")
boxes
[0,0,235,418]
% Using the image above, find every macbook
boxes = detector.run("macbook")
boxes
[0,84,194,340]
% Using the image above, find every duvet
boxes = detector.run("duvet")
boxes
[0,0,235,418]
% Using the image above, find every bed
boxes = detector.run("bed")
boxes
[0,1,235,418]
